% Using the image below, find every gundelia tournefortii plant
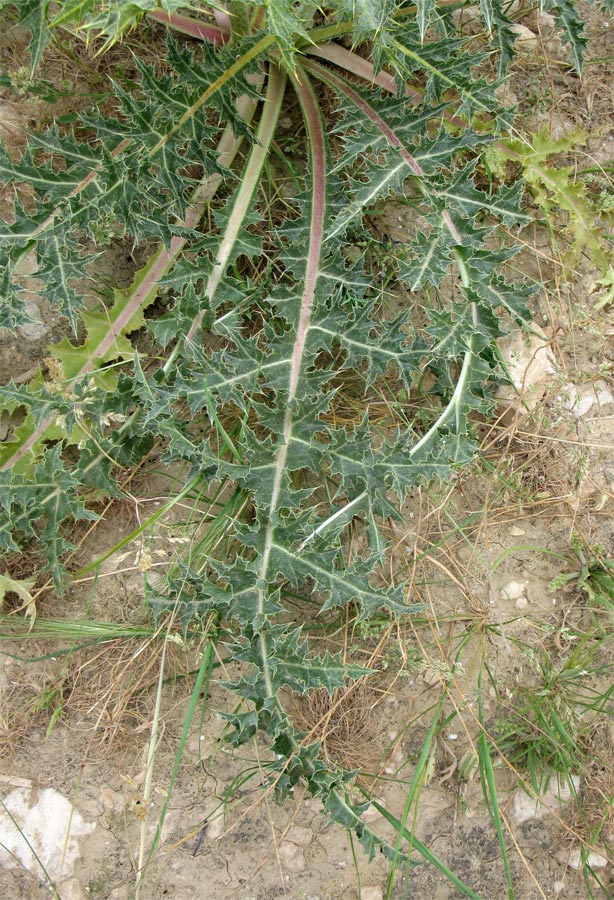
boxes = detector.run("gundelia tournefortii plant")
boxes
[0,0,605,881]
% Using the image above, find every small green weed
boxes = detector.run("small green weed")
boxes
[550,539,614,625]
[489,128,614,284]
[494,643,613,793]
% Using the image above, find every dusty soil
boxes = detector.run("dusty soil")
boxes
[0,4,613,900]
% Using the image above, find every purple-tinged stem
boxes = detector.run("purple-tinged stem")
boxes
[147,9,229,43]
[305,42,421,103]
[303,54,480,460]
[256,64,327,691]
[305,41,514,199]
[305,59,423,176]
[303,56,462,243]
[212,4,232,35]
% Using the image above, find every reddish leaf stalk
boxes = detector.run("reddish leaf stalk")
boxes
[302,56,481,466]
[256,64,327,692]
[147,9,229,43]
[303,56,463,242]
[304,59,423,176]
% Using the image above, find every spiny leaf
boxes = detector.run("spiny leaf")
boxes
[416,0,436,41]
[325,789,407,863]
[0,7,552,869]
[336,0,396,46]
[480,0,517,76]
[14,0,51,74]
[544,0,587,71]
[264,0,313,71]
[50,268,159,386]
[0,446,98,585]
[51,0,193,47]
[0,405,79,477]
[0,572,37,615]
[0,252,163,475]
[227,625,372,693]
[493,129,611,276]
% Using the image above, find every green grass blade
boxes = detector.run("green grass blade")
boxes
[385,692,448,890]
[477,732,515,900]
[359,790,484,900]
[143,638,216,872]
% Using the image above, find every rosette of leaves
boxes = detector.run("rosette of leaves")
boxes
[0,0,591,870]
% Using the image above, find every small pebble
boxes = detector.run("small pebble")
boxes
[360,888,384,900]
[278,840,297,861]
[18,299,51,341]
[510,23,539,49]
[361,804,383,824]
[205,816,224,840]
[560,380,614,418]
[513,775,580,824]
[536,11,556,30]
[501,581,528,602]
[55,878,83,900]
[515,596,529,611]
[99,786,123,812]
[278,841,305,872]
[567,849,608,870]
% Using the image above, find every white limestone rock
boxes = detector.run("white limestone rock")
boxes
[0,787,96,881]
[513,775,580,824]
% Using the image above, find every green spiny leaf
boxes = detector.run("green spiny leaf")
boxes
[0,446,98,585]
[493,129,611,276]
[16,0,51,74]
[544,0,587,71]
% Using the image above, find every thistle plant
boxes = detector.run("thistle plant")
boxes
[0,0,600,876]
